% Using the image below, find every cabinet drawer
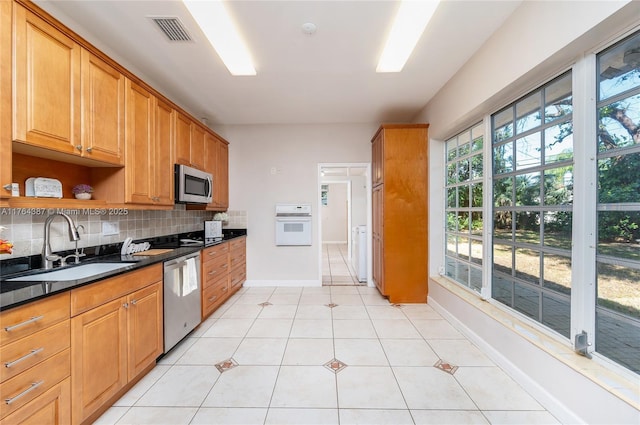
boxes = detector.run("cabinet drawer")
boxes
[0,293,70,346]
[202,255,229,287]
[0,349,70,419]
[202,243,229,262]
[229,237,246,252]
[1,321,70,383]
[0,377,70,425]
[229,268,246,290]
[202,280,229,315]
[230,252,246,270]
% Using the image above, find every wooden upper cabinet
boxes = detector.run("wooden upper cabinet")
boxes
[190,124,206,170]
[0,1,11,199]
[372,130,384,187]
[13,4,80,154]
[124,79,154,204]
[80,50,124,165]
[154,98,175,205]
[204,132,229,210]
[174,111,191,166]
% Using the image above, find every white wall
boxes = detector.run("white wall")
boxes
[215,123,376,284]
[321,183,348,243]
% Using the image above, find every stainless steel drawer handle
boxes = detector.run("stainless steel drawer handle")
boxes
[208,295,218,302]
[5,380,44,405]
[208,270,216,275]
[4,316,44,332]
[5,348,44,368]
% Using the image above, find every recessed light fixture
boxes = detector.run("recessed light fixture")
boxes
[182,0,256,76]
[376,0,440,73]
[301,22,317,35]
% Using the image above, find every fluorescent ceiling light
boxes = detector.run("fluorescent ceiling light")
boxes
[183,0,256,76]
[376,0,440,73]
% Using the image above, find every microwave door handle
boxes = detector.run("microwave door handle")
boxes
[206,176,213,199]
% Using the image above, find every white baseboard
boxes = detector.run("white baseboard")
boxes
[322,240,347,244]
[243,279,321,287]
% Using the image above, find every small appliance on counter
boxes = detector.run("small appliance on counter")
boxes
[204,220,223,241]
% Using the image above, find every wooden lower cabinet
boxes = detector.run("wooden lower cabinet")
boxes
[127,283,163,381]
[0,377,71,425]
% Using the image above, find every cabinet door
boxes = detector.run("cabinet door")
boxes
[125,79,154,204]
[1,377,70,425]
[204,132,217,207]
[216,140,229,209]
[0,0,11,199]
[80,50,124,165]
[190,124,206,170]
[372,185,384,294]
[174,111,191,166]
[71,298,127,425]
[154,98,175,205]
[13,4,80,153]
[127,281,163,380]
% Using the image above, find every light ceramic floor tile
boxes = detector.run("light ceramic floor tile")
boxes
[282,338,335,365]
[380,339,440,366]
[330,294,364,305]
[412,319,466,340]
[360,294,391,305]
[428,339,495,366]
[454,367,544,411]
[243,287,277,295]
[295,304,333,319]
[290,319,334,338]
[331,305,370,320]
[115,407,197,424]
[265,408,339,424]
[234,295,271,305]
[258,304,298,319]
[269,294,303,305]
[220,303,264,319]
[299,294,332,305]
[401,304,442,320]
[372,319,422,339]
[233,338,287,365]
[392,366,477,410]
[330,286,361,294]
[175,337,242,365]
[202,365,279,408]
[157,337,197,365]
[246,318,293,338]
[114,365,170,406]
[303,287,332,294]
[334,338,389,366]
[339,408,414,425]
[366,305,407,320]
[333,319,377,339]
[93,406,129,425]
[191,407,268,424]
[136,365,219,406]
[336,366,407,409]
[190,317,217,337]
[201,318,255,337]
[482,410,561,424]
[271,366,338,408]
[273,286,303,295]
[410,409,489,424]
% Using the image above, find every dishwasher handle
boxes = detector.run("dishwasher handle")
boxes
[164,253,200,270]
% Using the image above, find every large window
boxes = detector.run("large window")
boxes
[595,32,640,373]
[445,123,484,292]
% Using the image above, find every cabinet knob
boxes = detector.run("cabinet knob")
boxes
[76,145,83,152]
[131,300,137,305]
[122,302,129,309]
[86,147,93,153]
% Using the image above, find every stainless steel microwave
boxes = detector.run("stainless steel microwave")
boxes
[175,164,212,204]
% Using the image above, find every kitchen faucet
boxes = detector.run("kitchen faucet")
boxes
[42,212,81,269]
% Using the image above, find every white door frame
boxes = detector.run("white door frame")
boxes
[317,163,372,287]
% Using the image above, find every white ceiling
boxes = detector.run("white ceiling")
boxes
[34,0,522,126]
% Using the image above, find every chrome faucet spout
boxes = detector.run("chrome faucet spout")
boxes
[42,213,81,269]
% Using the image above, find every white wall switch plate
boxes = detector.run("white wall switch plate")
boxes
[102,221,119,236]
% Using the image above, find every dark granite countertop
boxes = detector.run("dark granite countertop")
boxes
[0,229,247,311]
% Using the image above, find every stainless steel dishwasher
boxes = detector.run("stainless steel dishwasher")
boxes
[163,252,202,353]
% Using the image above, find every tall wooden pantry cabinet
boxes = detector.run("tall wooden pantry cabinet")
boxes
[371,124,429,303]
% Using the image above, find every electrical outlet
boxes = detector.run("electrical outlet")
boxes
[102,221,119,236]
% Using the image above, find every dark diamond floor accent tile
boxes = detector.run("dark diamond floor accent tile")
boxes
[258,302,272,307]
[323,358,347,373]
[325,303,338,308]
[391,304,404,308]
[434,359,458,375]
[215,358,238,373]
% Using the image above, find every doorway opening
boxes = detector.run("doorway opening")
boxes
[318,163,372,287]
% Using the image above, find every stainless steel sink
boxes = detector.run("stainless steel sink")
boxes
[6,263,136,282]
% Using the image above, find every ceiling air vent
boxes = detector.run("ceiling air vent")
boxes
[149,17,192,42]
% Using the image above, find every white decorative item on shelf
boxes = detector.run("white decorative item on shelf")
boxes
[75,193,92,200]
[213,212,228,222]
[25,177,63,198]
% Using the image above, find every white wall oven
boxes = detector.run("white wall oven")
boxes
[275,203,312,246]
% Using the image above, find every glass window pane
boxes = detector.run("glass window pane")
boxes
[458,236,470,260]
[493,108,513,143]
[459,185,470,208]
[515,248,540,285]
[447,163,457,185]
[472,123,484,150]
[471,239,483,265]
[446,212,457,232]
[447,187,457,208]
[515,172,541,206]
[447,139,457,161]
[598,32,640,101]
[516,133,542,170]
[494,176,513,207]
[598,94,640,152]
[598,211,640,256]
[597,261,640,318]
[471,153,483,180]
[470,266,483,292]
[493,211,512,240]
[514,283,539,320]
[458,212,470,234]
[544,121,573,163]
[445,257,457,279]
[471,212,483,236]
[492,275,513,305]
[516,92,542,134]
[493,243,513,275]
[543,211,573,249]
[515,211,540,245]
[542,294,571,338]
[542,253,572,295]
[446,235,456,257]
[458,158,470,182]
[494,143,513,174]
[457,262,470,286]
[595,308,640,374]
[598,153,640,204]
[544,166,573,206]
[471,183,483,208]
[545,73,573,123]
